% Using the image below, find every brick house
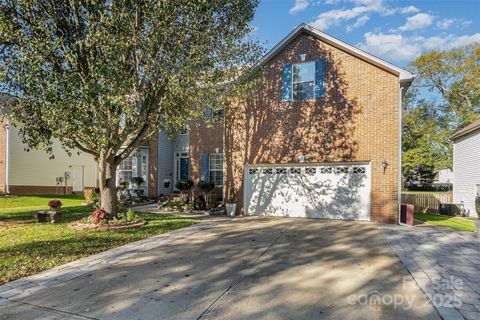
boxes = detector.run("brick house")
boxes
[1,24,414,223]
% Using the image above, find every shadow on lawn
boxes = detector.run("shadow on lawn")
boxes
[0,205,93,222]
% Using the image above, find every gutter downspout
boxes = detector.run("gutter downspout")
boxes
[5,121,10,194]
[398,85,404,224]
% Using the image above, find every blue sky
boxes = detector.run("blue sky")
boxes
[251,0,480,68]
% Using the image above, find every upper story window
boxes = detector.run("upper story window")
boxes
[204,107,224,123]
[292,62,315,100]
[282,59,325,102]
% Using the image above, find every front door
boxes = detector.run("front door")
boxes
[180,158,189,180]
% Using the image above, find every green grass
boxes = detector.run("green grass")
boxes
[415,213,475,232]
[0,195,196,284]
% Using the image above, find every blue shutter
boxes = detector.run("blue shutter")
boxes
[201,154,209,181]
[281,64,292,102]
[315,59,325,98]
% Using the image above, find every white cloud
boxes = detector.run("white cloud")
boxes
[398,13,434,31]
[310,1,424,31]
[400,6,420,14]
[289,0,310,14]
[358,32,480,62]
[436,18,455,29]
[398,13,433,31]
[346,15,370,32]
[311,6,369,30]
[436,18,472,29]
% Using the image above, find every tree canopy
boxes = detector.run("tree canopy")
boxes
[0,0,263,214]
[403,43,480,182]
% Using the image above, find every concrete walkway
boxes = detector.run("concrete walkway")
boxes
[1,218,439,320]
[381,224,480,320]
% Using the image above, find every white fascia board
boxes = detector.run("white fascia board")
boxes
[255,23,415,84]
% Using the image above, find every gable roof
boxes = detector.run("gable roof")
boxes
[256,23,415,85]
[451,118,480,141]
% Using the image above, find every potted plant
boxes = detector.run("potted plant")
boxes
[163,177,171,188]
[48,199,63,223]
[48,199,62,211]
[225,186,236,217]
[475,196,480,234]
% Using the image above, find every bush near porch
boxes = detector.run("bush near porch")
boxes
[0,195,196,284]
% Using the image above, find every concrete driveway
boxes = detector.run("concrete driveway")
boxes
[0,217,439,320]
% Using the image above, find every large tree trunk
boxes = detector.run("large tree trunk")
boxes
[98,156,118,218]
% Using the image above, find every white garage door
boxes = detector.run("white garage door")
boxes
[244,163,371,220]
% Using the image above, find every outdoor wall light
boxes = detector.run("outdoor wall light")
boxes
[300,53,306,61]
[382,160,389,174]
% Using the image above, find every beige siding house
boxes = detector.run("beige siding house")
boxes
[0,121,98,194]
[452,119,480,215]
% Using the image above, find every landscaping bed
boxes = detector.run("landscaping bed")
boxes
[0,195,196,285]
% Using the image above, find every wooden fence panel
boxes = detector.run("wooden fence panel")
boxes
[401,192,453,214]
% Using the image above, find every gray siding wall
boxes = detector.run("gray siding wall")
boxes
[174,133,189,153]
[157,131,174,195]
[453,130,480,215]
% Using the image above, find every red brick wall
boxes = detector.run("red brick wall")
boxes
[225,32,400,223]
[9,185,74,195]
[189,122,224,196]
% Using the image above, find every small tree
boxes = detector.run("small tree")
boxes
[0,0,263,217]
[175,179,194,203]
[198,181,215,208]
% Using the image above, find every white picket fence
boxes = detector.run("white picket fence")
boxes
[401,192,453,213]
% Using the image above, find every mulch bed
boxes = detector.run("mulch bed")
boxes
[68,219,146,231]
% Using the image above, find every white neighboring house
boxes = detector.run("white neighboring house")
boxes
[452,119,480,215]
[434,169,453,184]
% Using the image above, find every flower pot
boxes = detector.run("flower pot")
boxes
[49,211,63,223]
[226,203,236,217]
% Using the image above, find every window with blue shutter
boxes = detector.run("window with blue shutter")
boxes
[314,59,325,98]
[281,64,292,101]
[201,154,209,181]
[282,60,326,101]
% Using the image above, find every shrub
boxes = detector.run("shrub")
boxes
[198,181,215,193]
[193,195,206,210]
[130,177,145,186]
[175,179,194,191]
[92,208,108,223]
[175,179,194,203]
[126,209,135,222]
[48,199,62,209]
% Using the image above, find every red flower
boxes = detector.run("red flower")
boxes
[48,200,62,209]
[92,208,108,223]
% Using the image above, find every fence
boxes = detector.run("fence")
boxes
[401,192,453,213]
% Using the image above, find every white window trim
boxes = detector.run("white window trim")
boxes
[291,61,315,101]
[209,153,224,187]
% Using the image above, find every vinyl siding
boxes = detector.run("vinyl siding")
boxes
[453,130,480,215]
[157,131,174,195]
[0,118,6,192]
[174,133,189,153]
[8,125,97,188]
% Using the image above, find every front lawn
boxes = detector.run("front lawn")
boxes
[0,195,196,284]
[415,213,475,232]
